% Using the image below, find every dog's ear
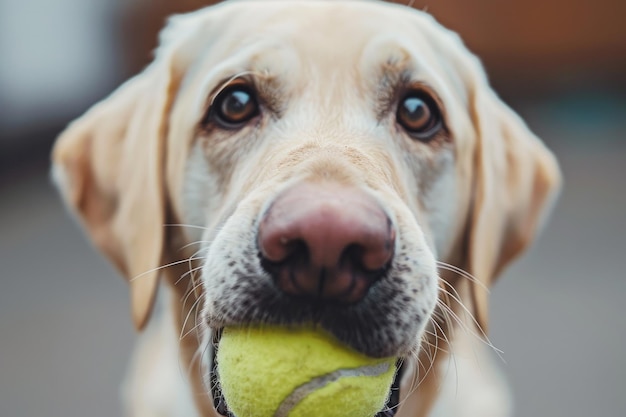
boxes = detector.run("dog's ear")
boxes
[465,72,561,333]
[52,29,185,330]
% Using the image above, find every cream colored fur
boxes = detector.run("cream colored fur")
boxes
[52,1,560,416]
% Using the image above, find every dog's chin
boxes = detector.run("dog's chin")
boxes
[208,328,406,417]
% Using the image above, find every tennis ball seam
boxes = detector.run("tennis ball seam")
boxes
[274,362,393,417]
[217,327,397,417]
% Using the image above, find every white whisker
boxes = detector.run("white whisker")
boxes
[180,293,207,340]
[179,240,211,251]
[436,261,489,293]
[181,280,204,312]
[130,257,205,282]
[438,280,504,358]
[164,223,209,231]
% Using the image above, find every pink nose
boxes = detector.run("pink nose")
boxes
[258,182,395,304]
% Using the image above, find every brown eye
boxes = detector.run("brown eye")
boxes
[210,86,259,128]
[396,93,441,140]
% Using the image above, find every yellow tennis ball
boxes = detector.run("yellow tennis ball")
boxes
[216,326,397,417]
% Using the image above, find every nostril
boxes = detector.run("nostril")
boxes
[344,225,396,272]
[260,240,393,302]
[341,243,382,276]
[260,239,321,298]
[257,182,396,304]
[259,239,309,275]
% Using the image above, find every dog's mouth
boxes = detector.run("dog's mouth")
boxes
[209,329,404,417]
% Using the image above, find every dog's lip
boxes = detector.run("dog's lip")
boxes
[210,329,230,416]
[209,328,404,417]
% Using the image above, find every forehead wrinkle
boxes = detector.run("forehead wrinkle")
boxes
[188,40,296,121]
[405,19,471,110]
[369,35,441,88]
[363,39,466,130]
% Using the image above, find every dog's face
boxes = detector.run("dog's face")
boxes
[53,0,560,415]
[184,2,459,359]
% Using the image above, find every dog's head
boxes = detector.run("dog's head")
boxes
[53,0,560,414]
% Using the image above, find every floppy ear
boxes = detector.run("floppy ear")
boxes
[465,79,561,333]
[52,47,180,330]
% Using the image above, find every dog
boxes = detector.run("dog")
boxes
[52,1,561,416]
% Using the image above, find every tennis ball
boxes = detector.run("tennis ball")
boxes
[216,326,397,417]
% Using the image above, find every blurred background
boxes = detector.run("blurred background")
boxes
[1,0,624,416]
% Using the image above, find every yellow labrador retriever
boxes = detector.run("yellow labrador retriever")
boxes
[52,1,561,416]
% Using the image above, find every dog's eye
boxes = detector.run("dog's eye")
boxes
[210,86,259,128]
[396,93,442,140]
